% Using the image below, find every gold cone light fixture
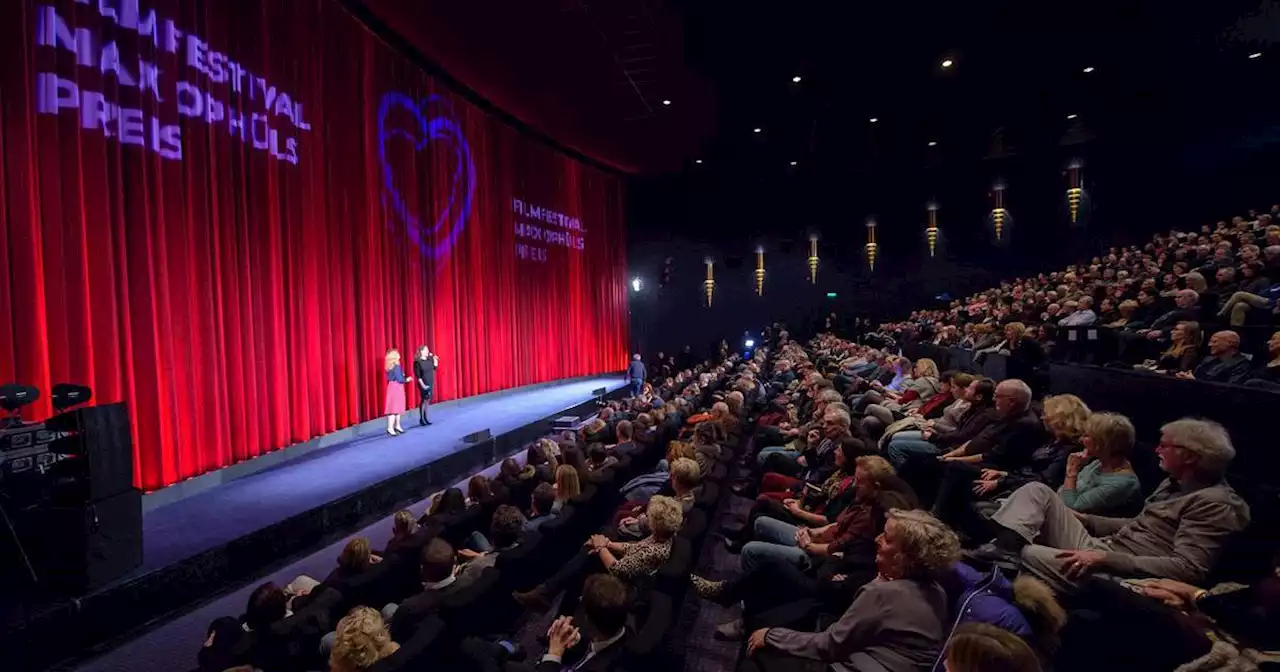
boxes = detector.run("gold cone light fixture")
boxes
[991,184,1008,241]
[925,202,940,257]
[703,257,715,307]
[864,218,878,271]
[807,235,819,284]
[754,247,765,296]
[1067,162,1083,224]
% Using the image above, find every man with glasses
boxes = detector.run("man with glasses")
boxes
[967,418,1250,593]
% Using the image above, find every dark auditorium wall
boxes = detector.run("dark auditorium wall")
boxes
[0,1,630,490]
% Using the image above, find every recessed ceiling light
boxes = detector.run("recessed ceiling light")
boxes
[790,160,798,166]
[1249,52,1262,59]
[753,127,762,133]
[1082,66,1095,73]
[662,99,671,106]
[792,75,802,83]
[1066,113,1078,120]
[928,141,938,147]
[869,117,879,123]
[941,58,954,69]
[695,159,703,164]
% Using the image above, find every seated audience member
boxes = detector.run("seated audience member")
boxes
[938,565,1065,664]
[500,457,541,510]
[560,446,591,483]
[857,358,942,416]
[705,456,918,639]
[422,486,467,525]
[1142,289,1200,340]
[461,574,632,672]
[1178,329,1251,384]
[1058,412,1141,514]
[382,510,418,556]
[328,606,398,672]
[460,504,527,575]
[1057,297,1097,326]
[1104,299,1140,328]
[1147,321,1201,374]
[691,421,723,476]
[621,440,696,503]
[385,538,475,642]
[969,419,1251,593]
[467,475,494,508]
[942,623,1043,672]
[1247,330,1280,387]
[514,496,682,615]
[324,537,382,586]
[885,378,995,469]
[739,510,959,672]
[586,443,618,473]
[611,419,640,456]
[524,483,559,533]
[552,464,580,513]
[937,379,1046,470]
[617,457,700,539]
[864,370,967,438]
[758,409,855,483]
[957,394,1089,526]
[526,441,559,482]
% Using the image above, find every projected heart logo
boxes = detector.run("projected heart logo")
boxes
[377,92,475,261]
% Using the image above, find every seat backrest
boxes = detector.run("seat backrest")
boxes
[368,615,445,672]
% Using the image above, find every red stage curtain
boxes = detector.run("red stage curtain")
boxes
[0,0,629,490]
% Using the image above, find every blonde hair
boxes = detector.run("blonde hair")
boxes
[554,464,581,501]
[1085,412,1136,458]
[669,457,701,490]
[914,358,939,379]
[1003,322,1027,341]
[1041,394,1091,441]
[666,440,696,463]
[854,454,896,483]
[884,509,961,580]
[646,495,684,540]
[338,537,372,572]
[392,510,416,537]
[329,606,399,672]
[1184,272,1208,293]
[384,348,401,372]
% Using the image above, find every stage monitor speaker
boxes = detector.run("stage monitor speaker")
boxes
[551,416,580,430]
[462,428,491,444]
[592,387,607,397]
[11,489,143,594]
[46,403,134,502]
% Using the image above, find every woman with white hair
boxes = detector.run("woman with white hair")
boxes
[515,495,682,616]
[741,510,959,672]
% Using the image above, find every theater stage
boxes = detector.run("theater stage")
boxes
[7,374,626,672]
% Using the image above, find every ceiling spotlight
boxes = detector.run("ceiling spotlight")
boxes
[695,159,703,164]
[869,117,879,123]
[941,58,954,69]
[1082,66,1095,73]
[927,140,938,147]
[1249,52,1262,59]
[1066,113,1078,120]
[789,160,798,166]
[662,99,671,106]
[792,75,802,83]
[753,127,762,133]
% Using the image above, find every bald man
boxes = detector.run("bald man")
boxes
[1178,330,1251,385]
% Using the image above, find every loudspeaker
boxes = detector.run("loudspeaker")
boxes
[46,404,134,502]
[14,489,143,594]
[462,428,491,444]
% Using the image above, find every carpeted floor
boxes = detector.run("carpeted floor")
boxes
[678,487,753,672]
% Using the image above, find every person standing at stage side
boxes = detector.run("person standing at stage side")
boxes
[627,354,646,397]
[384,349,411,436]
[414,345,440,427]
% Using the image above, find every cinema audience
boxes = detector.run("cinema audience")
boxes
[884,378,995,469]
[1058,412,1141,514]
[969,418,1251,593]
[1179,329,1251,384]
[738,509,959,672]
[552,464,580,513]
[328,606,398,672]
[382,510,418,556]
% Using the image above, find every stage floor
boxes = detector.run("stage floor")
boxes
[73,375,622,672]
[141,375,622,573]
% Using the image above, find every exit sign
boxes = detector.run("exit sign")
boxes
[826,292,838,298]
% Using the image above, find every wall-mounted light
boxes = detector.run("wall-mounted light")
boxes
[807,235,819,284]
[703,257,715,307]
[925,202,940,257]
[864,218,878,271]
[754,247,766,296]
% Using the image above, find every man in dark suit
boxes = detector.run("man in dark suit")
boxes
[387,538,474,643]
[458,574,632,672]
[1179,329,1252,385]
[611,420,639,457]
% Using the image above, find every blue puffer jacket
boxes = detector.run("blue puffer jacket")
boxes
[932,562,1032,670]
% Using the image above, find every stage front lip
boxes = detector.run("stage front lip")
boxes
[6,375,626,672]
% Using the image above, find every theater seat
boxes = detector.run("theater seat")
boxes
[437,566,503,637]
[694,482,721,510]
[620,590,680,671]
[654,536,693,599]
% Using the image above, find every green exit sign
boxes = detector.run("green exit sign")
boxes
[826,292,838,298]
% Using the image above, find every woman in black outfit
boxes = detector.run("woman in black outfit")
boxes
[412,345,439,426]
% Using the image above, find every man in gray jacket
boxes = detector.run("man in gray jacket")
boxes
[969,418,1251,593]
